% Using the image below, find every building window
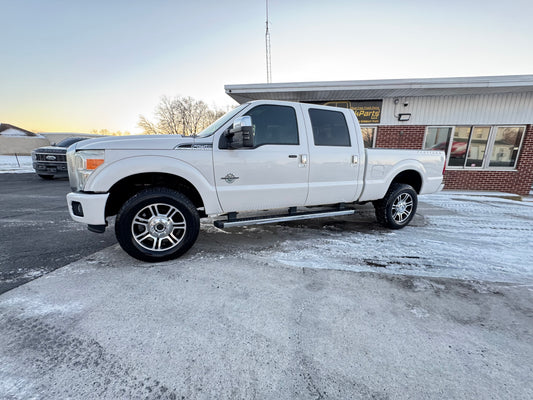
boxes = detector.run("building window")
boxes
[465,127,491,167]
[489,127,525,167]
[424,125,526,169]
[361,127,376,148]
[423,127,453,154]
[308,108,351,147]
[448,126,470,167]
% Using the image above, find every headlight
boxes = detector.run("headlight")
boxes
[72,150,105,191]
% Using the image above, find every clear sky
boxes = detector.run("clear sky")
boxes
[1,0,532,134]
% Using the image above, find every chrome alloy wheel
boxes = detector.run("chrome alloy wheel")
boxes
[391,193,414,224]
[131,203,186,251]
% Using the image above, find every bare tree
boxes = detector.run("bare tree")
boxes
[136,116,158,135]
[138,95,226,136]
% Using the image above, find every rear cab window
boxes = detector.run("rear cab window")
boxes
[308,108,351,147]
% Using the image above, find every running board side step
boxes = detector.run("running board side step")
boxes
[214,209,355,229]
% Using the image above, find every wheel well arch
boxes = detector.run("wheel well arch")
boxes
[390,170,422,193]
[105,173,205,218]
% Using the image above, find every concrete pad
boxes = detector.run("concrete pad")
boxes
[1,243,532,399]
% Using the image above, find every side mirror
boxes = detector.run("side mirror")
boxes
[233,116,252,131]
[225,116,253,149]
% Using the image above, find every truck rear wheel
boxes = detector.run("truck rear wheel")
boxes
[373,183,417,229]
[115,187,200,262]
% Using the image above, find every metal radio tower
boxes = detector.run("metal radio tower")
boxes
[265,0,272,83]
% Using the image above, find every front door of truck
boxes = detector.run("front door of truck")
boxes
[213,104,309,213]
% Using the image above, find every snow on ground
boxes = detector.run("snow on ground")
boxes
[0,158,530,284]
[196,192,533,285]
[0,156,33,173]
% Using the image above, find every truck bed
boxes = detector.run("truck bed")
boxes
[358,149,445,202]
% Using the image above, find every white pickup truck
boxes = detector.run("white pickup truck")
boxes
[66,100,445,262]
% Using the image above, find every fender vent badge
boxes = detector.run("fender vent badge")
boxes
[221,173,239,184]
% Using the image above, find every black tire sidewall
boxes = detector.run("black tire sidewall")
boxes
[384,184,417,229]
[115,188,200,262]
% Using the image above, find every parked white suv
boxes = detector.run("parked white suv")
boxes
[66,100,445,262]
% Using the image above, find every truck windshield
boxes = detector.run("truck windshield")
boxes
[195,103,249,138]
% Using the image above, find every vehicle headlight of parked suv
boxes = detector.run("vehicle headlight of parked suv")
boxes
[68,150,105,191]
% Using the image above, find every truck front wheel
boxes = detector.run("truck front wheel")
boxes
[115,188,200,262]
[373,183,418,229]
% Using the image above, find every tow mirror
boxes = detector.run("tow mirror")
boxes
[233,116,252,131]
[225,116,253,149]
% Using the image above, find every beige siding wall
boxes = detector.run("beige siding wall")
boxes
[0,133,97,155]
[0,137,50,155]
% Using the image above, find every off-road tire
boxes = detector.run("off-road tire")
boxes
[373,183,418,229]
[115,187,200,262]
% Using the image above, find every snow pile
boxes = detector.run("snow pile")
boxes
[0,155,33,173]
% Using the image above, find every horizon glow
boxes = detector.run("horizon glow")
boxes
[1,0,532,134]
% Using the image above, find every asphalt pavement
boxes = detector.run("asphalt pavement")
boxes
[0,173,116,294]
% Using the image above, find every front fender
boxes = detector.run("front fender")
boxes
[84,155,223,215]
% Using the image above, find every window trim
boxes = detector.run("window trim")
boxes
[423,125,527,171]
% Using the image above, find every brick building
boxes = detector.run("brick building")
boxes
[225,75,533,195]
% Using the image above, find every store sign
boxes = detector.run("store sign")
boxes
[321,100,382,124]
[351,100,382,124]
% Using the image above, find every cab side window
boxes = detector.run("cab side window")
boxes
[245,105,299,146]
[309,108,351,147]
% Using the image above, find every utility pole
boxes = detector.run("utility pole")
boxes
[265,0,272,83]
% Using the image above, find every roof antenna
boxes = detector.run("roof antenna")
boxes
[265,0,272,83]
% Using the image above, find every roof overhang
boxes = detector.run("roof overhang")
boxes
[225,75,533,104]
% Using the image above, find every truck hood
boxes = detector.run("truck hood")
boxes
[72,135,209,151]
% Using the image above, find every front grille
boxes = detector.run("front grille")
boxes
[35,153,67,162]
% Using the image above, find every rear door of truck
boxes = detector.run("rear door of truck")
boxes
[301,104,363,206]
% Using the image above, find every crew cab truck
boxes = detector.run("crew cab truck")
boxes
[66,100,445,262]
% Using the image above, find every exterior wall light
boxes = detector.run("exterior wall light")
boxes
[398,113,411,121]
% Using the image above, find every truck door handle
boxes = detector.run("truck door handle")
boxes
[300,154,308,166]
[352,155,359,165]
[288,154,297,158]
